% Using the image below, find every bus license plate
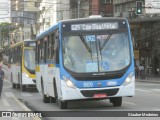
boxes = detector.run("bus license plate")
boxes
[94,93,107,98]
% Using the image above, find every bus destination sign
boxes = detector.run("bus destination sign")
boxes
[71,22,118,31]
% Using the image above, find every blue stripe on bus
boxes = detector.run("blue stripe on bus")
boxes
[60,62,134,88]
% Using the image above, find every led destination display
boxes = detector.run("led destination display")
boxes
[71,22,119,31]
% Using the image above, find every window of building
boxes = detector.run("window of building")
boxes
[101,0,111,3]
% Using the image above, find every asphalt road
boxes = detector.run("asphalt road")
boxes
[2,80,160,120]
[2,65,160,119]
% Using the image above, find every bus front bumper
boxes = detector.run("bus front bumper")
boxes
[61,80,135,101]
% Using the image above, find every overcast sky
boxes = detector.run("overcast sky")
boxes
[0,0,10,23]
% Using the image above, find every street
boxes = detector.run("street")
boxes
[1,0,160,120]
[3,81,160,111]
[1,64,160,120]
[1,79,160,120]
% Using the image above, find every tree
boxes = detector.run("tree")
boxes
[0,22,11,49]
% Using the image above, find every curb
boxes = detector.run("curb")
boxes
[3,79,42,120]
[137,80,160,84]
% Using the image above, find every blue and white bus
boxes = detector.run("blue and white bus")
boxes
[35,17,135,109]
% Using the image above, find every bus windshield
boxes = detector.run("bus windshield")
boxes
[62,33,130,73]
[24,49,35,71]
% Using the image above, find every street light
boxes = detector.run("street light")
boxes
[24,1,61,31]
[42,2,61,30]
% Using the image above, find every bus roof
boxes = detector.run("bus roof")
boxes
[36,17,128,40]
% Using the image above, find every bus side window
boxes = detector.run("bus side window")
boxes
[48,34,52,60]
[55,30,59,64]
[44,36,48,63]
[51,33,55,60]
[18,47,21,64]
[37,41,41,64]
[40,39,44,62]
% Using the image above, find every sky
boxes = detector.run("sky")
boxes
[0,0,10,23]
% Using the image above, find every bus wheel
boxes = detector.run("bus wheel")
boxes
[110,97,122,107]
[21,85,26,91]
[51,97,56,103]
[11,74,16,89]
[12,83,16,89]
[51,80,57,103]
[17,74,20,89]
[41,80,50,103]
[59,100,68,109]
[43,94,50,103]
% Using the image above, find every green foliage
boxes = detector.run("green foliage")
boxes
[0,22,11,48]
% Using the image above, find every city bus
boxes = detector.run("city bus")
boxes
[35,17,135,109]
[8,40,36,91]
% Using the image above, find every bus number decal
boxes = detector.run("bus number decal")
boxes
[107,81,117,86]
[83,82,93,88]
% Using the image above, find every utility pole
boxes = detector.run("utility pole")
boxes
[8,26,10,47]
[77,0,81,18]
[0,26,1,49]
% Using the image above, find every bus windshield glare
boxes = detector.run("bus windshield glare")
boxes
[63,33,130,73]
[24,49,35,71]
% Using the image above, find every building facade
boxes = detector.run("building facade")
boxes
[10,0,38,42]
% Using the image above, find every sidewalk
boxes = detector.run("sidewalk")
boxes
[136,77,160,83]
[0,80,41,120]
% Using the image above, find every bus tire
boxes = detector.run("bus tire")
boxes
[43,94,50,103]
[59,100,68,109]
[21,85,26,91]
[110,97,122,107]
[41,78,44,94]
[17,74,20,89]
[41,79,50,103]
[51,97,56,103]
[11,74,16,89]
[51,79,57,103]
[12,83,16,89]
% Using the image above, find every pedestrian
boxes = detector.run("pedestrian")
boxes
[135,64,139,79]
[139,64,144,79]
[0,64,4,98]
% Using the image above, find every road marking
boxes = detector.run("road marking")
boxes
[13,97,31,111]
[2,98,10,107]
[4,92,15,97]
[4,80,11,83]
[4,86,12,89]
[151,89,160,92]
[136,88,152,93]
[153,108,160,111]
[136,83,160,86]
[21,93,32,97]
[13,97,42,120]
[12,117,20,120]
[123,102,137,106]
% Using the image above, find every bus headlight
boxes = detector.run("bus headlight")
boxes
[63,76,76,89]
[123,73,134,86]
[24,72,29,78]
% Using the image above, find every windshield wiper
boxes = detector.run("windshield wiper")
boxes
[100,31,113,51]
[79,33,91,53]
